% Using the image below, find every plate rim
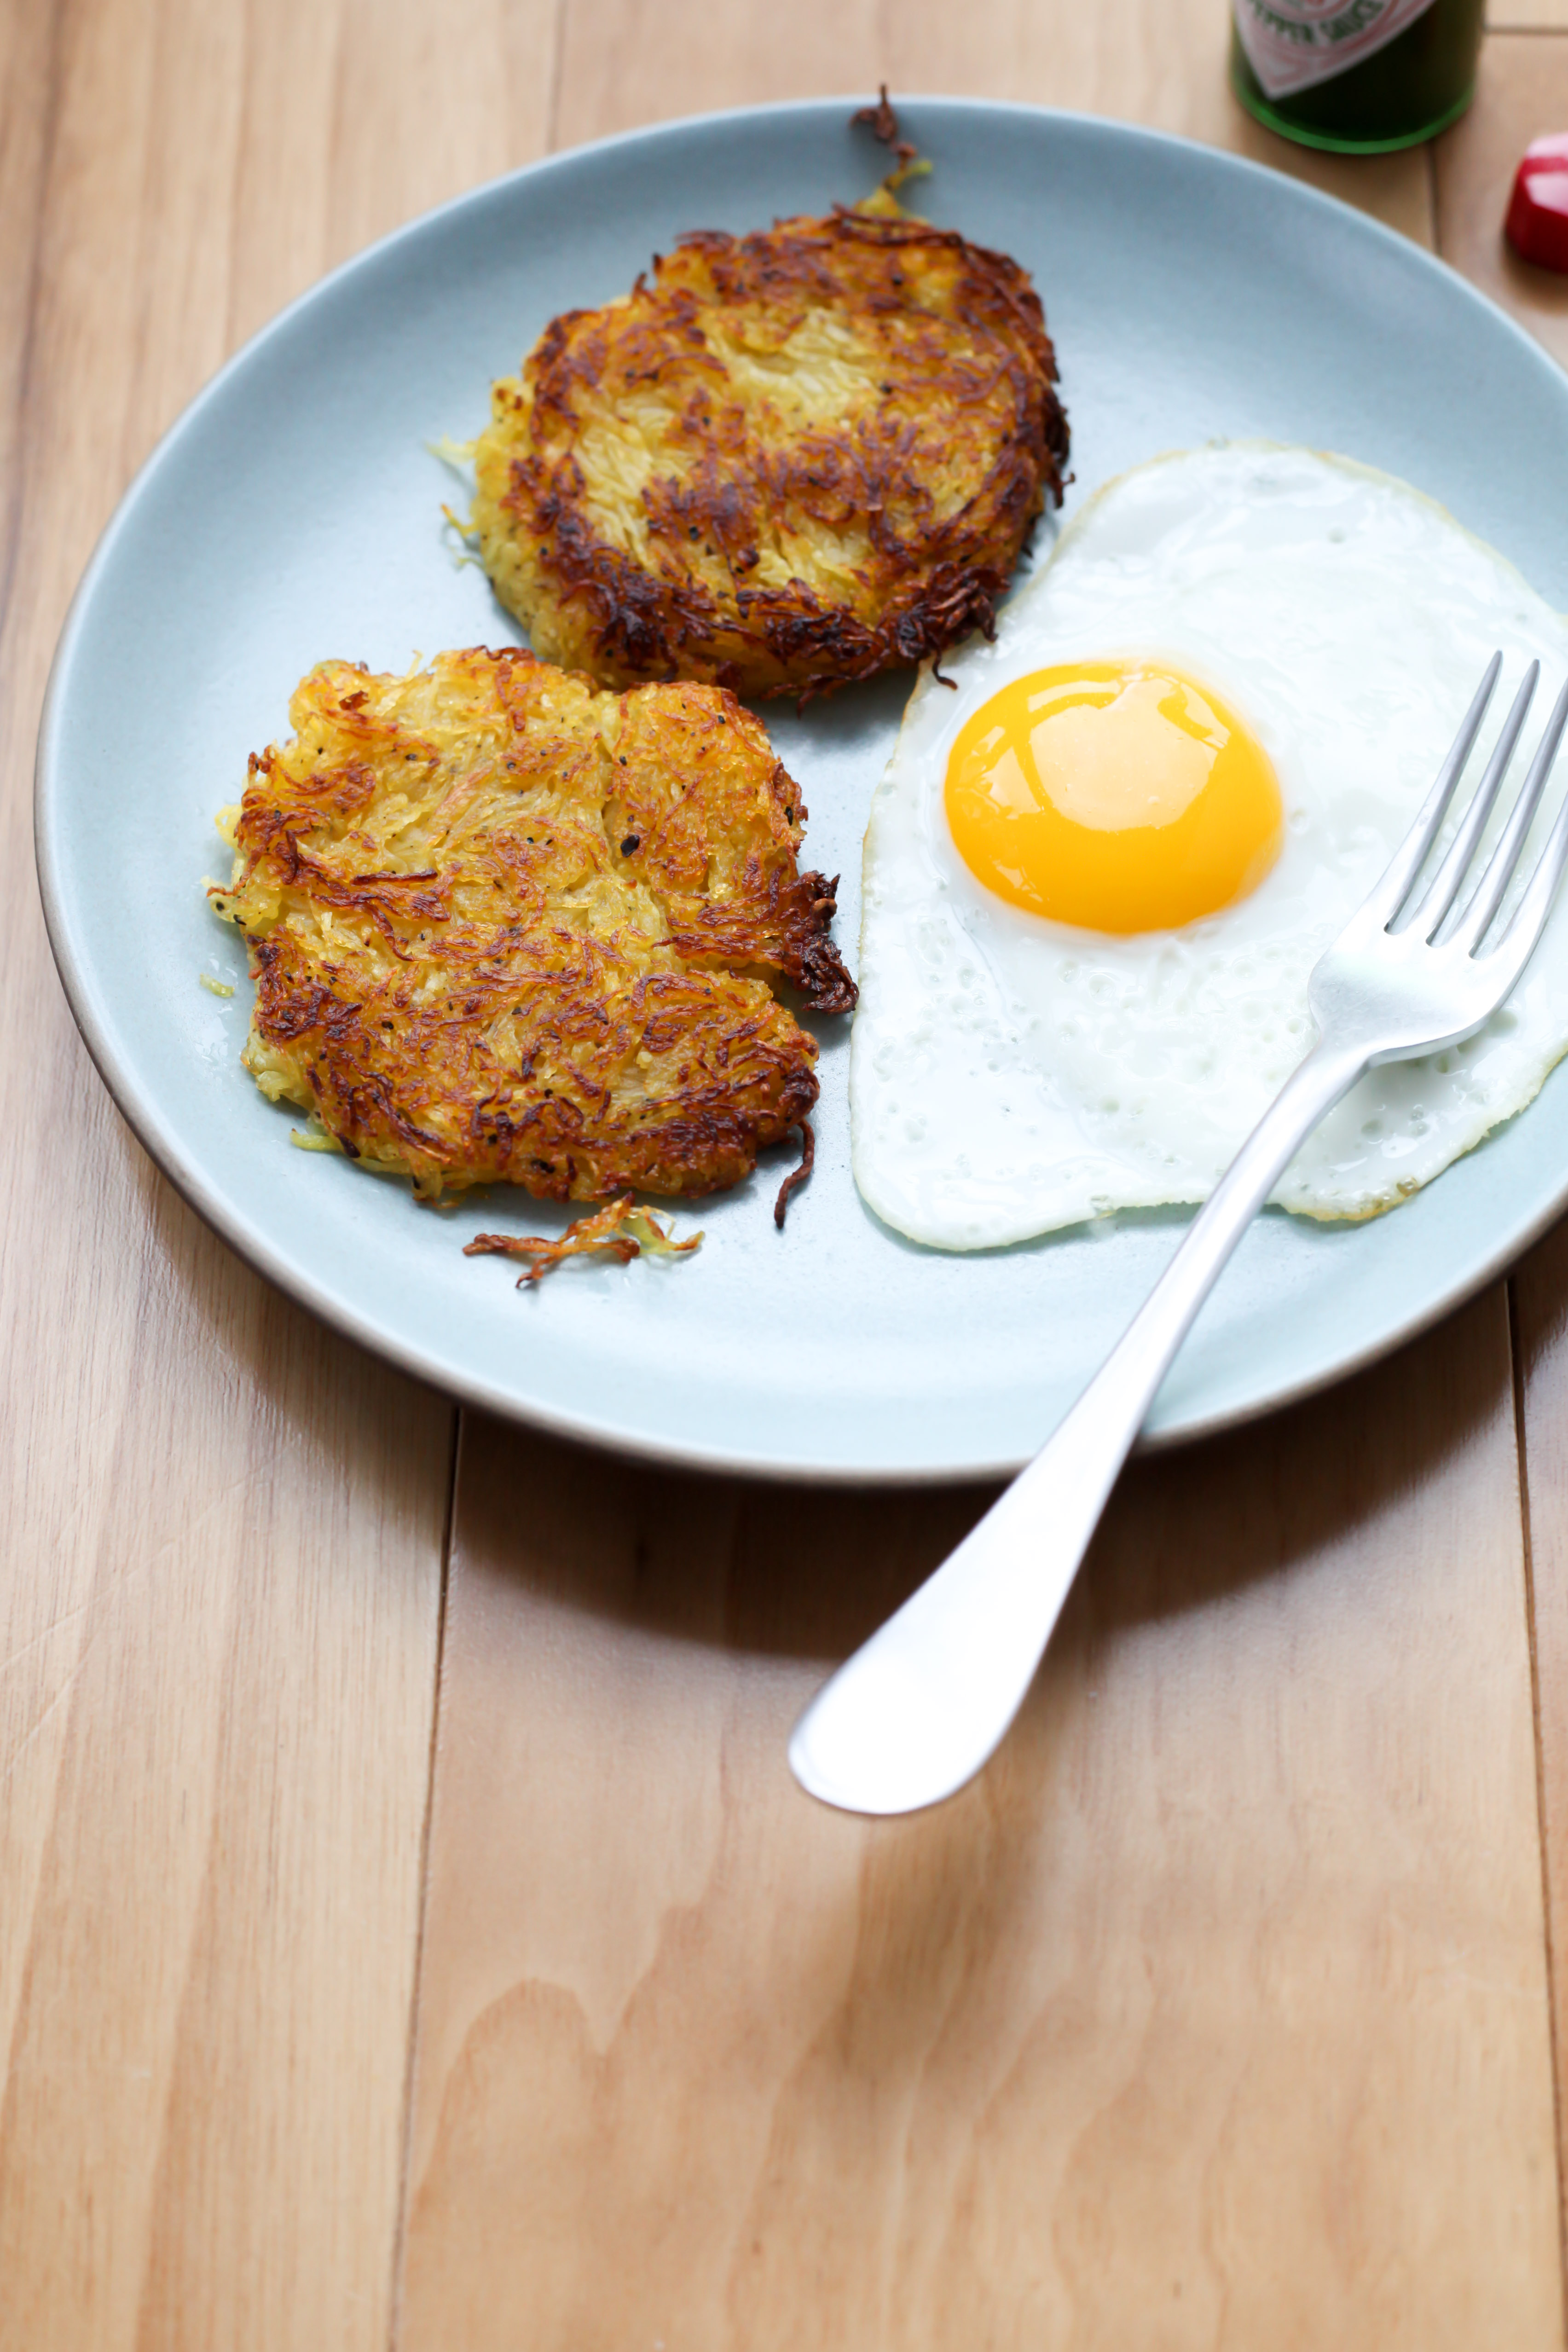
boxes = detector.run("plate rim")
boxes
[34,93,1568,1487]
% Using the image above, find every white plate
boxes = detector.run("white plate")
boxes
[35,99,1568,1483]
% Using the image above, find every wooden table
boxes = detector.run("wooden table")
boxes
[6,4,1568,2343]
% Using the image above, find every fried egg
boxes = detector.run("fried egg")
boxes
[850,443,1568,1249]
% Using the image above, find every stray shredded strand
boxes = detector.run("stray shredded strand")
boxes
[851,85,928,202]
[466,1193,703,1286]
[773,1118,815,1229]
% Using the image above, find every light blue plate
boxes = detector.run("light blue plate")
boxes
[35,99,1568,1482]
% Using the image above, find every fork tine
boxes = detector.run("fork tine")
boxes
[1480,719,1568,990]
[1450,676,1568,955]
[1362,652,1501,931]
[1413,661,1539,939]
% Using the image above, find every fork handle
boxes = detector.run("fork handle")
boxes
[788,1036,1370,1817]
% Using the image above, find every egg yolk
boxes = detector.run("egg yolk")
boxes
[944,660,1284,933]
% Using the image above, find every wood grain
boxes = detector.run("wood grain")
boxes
[1516,1233,1568,2276]
[404,1310,1561,2349]
[1452,70,1568,2261]
[0,0,549,2344]
[1435,31,1568,371]
[1490,3,1568,29]
[400,33,1568,2347]
[1434,39,1568,2279]
[555,0,1435,243]
[5,0,1568,2344]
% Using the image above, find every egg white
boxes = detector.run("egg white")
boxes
[850,443,1568,1250]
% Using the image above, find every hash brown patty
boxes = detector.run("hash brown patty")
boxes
[210,647,855,1203]
[471,206,1069,700]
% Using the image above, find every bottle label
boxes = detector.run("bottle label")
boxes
[1233,0,1437,100]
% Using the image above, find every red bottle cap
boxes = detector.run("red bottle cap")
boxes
[1505,134,1568,274]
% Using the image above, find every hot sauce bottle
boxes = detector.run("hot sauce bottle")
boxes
[1231,0,1485,152]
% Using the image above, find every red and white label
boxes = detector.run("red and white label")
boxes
[1233,0,1437,100]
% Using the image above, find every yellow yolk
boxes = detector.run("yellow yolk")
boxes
[944,660,1284,933]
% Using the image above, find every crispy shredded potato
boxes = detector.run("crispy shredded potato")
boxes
[472,205,1069,700]
[210,646,855,1205]
[464,1193,702,1284]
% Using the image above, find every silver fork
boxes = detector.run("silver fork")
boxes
[791,653,1568,1818]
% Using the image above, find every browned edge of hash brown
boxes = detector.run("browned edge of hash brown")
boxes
[209,646,856,1205]
[472,206,1069,700]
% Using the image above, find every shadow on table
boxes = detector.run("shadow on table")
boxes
[448,1275,1516,1670]
[137,1100,1540,1683]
